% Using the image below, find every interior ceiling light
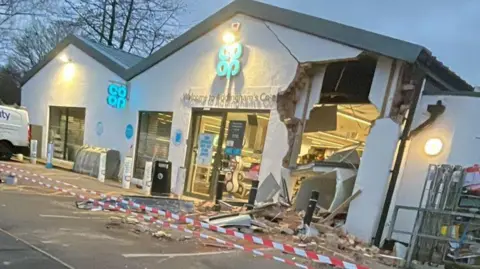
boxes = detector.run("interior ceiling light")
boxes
[310,141,342,149]
[205,124,221,129]
[318,131,361,144]
[203,116,221,122]
[256,114,270,120]
[312,104,373,125]
[156,137,170,143]
[307,136,344,147]
[337,111,372,126]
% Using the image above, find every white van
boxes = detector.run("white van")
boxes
[0,105,30,160]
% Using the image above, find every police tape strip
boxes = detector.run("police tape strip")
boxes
[3,169,315,269]
[0,163,368,269]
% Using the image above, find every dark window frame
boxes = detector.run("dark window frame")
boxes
[48,106,86,161]
[133,110,174,179]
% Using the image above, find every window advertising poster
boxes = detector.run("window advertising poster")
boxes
[225,120,246,156]
[196,133,215,166]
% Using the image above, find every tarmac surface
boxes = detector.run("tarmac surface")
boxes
[0,229,66,269]
[0,161,298,269]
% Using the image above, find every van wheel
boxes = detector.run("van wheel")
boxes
[0,141,13,161]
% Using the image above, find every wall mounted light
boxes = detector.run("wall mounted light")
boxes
[59,54,72,63]
[222,31,236,44]
[58,54,75,81]
[62,62,75,81]
[217,22,242,78]
[424,138,443,156]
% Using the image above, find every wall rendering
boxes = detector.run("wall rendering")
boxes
[129,14,363,191]
[388,93,480,243]
[344,119,401,242]
[21,45,132,162]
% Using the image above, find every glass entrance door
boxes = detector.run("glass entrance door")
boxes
[184,112,226,198]
[184,110,271,201]
[48,106,86,161]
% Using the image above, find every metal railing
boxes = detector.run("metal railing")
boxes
[387,205,480,268]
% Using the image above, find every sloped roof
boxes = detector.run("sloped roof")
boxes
[21,34,143,85]
[77,36,143,68]
[22,0,473,92]
[125,0,472,92]
[424,89,480,97]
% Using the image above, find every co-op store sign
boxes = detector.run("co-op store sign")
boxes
[107,83,128,109]
[216,43,243,79]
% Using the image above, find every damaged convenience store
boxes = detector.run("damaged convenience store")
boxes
[20,0,480,247]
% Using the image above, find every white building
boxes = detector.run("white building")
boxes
[21,0,479,245]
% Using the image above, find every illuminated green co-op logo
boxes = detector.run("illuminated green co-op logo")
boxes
[216,43,243,79]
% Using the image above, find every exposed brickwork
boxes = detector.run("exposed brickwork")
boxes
[276,63,312,167]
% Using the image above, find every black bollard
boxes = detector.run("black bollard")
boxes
[303,190,319,226]
[215,173,226,207]
[246,180,259,210]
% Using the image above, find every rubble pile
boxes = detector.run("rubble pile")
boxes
[76,196,195,214]
[93,195,399,267]
[193,200,397,267]
[106,215,193,241]
[104,215,240,252]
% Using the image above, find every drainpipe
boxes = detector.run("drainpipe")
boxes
[373,74,426,247]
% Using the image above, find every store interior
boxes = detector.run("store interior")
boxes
[48,106,86,162]
[297,104,378,164]
[292,55,381,213]
[185,111,270,201]
[133,112,172,179]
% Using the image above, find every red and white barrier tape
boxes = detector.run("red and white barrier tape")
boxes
[4,169,314,269]
[0,163,368,269]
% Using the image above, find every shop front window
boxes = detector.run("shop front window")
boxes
[184,110,270,201]
[133,112,173,179]
[48,106,86,162]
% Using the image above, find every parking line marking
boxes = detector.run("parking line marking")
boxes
[39,214,102,220]
[122,250,238,258]
[0,227,75,269]
[39,214,83,219]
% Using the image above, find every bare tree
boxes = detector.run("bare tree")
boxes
[1,0,36,26]
[0,0,56,63]
[0,65,21,104]
[4,0,188,74]
[8,20,78,72]
[0,0,54,31]
[62,0,187,56]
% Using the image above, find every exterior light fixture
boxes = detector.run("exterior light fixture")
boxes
[62,62,75,81]
[424,138,443,156]
[217,23,242,78]
[222,31,236,44]
[59,54,72,63]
